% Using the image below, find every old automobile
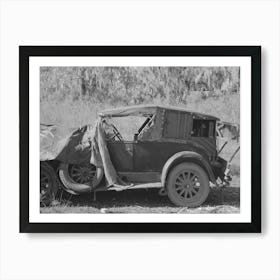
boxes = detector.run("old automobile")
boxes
[40,105,233,207]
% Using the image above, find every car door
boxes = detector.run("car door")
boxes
[107,141,134,172]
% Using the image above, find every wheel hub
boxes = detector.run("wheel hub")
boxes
[175,171,201,199]
[69,164,97,184]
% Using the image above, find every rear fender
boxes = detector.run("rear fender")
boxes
[161,151,216,187]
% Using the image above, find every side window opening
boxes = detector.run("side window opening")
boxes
[105,116,147,141]
[192,119,215,137]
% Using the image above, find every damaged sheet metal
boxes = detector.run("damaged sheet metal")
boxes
[40,121,117,186]
[217,121,240,141]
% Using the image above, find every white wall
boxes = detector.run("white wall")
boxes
[0,0,279,279]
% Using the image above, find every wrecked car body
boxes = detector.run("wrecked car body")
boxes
[40,105,238,207]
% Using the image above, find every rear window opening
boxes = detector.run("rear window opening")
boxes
[191,119,215,137]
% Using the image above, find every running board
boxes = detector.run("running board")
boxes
[97,182,162,192]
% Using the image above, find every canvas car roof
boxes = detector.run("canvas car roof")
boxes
[99,105,219,120]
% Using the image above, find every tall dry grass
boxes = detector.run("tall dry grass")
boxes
[40,93,239,128]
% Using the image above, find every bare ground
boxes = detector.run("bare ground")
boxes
[41,177,240,214]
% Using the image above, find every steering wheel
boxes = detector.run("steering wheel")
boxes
[107,123,124,141]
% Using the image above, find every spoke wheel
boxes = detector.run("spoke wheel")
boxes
[40,162,58,206]
[69,164,97,184]
[166,162,209,207]
[58,163,104,193]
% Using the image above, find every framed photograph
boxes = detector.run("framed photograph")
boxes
[20,46,261,233]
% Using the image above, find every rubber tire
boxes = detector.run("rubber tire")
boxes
[40,162,58,206]
[58,163,104,194]
[166,162,210,207]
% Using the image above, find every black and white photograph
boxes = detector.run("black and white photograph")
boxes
[40,66,241,214]
[20,46,260,232]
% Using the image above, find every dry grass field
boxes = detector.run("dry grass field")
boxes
[40,94,240,128]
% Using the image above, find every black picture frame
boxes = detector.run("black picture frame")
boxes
[20,46,261,233]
